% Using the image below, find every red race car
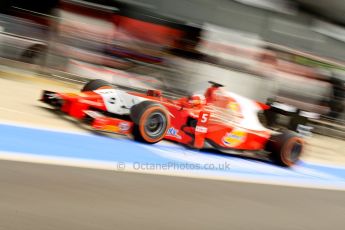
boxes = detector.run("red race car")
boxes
[41,79,304,167]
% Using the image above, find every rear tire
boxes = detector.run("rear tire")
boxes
[130,101,170,144]
[81,79,114,92]
[266,131,304,167]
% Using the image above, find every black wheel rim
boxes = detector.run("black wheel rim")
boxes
[144,111,167,138]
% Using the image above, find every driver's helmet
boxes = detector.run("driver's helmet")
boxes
[189,94,206,106]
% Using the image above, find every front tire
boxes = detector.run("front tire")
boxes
[266,131,304,167]
[130,101,170,144]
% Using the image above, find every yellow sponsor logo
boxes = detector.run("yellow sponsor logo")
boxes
[222,129,246,147]
[228,102,240,113]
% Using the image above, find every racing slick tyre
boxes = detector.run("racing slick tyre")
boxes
[130,101,170,144]
[266,131,304,167]
[81,79,114,92]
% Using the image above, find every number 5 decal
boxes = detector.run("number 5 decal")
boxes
[199,111,210,124]
[195,111,210,148]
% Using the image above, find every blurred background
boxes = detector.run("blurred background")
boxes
[0,0,344,139]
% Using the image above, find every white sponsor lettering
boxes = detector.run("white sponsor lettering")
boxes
[195,126,207,133]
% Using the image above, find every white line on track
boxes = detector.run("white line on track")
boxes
[0,151,345,191]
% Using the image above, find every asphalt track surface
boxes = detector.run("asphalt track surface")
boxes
[1,160,345,230]
[0,71,345,229]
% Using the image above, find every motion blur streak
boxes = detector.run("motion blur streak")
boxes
[0,0,344,229]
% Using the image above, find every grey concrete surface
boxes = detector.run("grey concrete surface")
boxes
[0,160,344,230]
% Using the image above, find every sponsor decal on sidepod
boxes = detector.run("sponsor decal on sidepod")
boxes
[222,129,247,147]
[166,127,182,139]
[119,122,130,131]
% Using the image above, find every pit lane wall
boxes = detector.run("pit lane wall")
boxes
[117,0,345,62]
